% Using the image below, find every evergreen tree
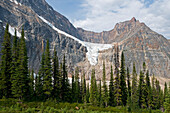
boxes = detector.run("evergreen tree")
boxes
[35,74,43,101]
[43,39,53,99]
[29,69,35,99]
[75,67,80,102]
[59,63,63,100]
[52,48,60,100]
[109,65,114,106]
[164,82,170,113]
[151,75,157,109]
[114,44,122,106]
[101,61,108,107]
[12,28,29,100]
[61,54,70,102]
[138,70,146,108]
[120,52,127,106]
[86,83,90,103]
[164,82,168,102]
[82,72,87,104]
[90,69,98,106]
[11,29,18,98]
[145,70,152,108]
[38,53,45,100]
[94,74,99,105]
[98,79,102,107]
[71,73,76,102]
[155,79,163,109]
[0,24,12,98]
[79,74,83,103]
[127,67,131,98]
[127,67,132,109]
[131,63,138,109]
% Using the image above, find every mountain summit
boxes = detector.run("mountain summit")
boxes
[0,0,169,79]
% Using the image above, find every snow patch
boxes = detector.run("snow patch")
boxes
[38,16,113,65]
[4,24,27,40]
[10,0,22,5]
[0,20,2,23]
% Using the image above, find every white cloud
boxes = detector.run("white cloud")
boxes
[73,0,170,38]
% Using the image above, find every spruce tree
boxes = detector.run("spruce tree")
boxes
[13,28,29,100]
[164,82,170,112]
[101,61,108,107]
[61,54,70,102]
[109,65,115,106]
[82,72,87,104]
[86,83,90,103]
[127,67,132,109]
[43,39,53,99]
[151,75,157,109]
[52,48,60,100]
[127,67,131,98]
[35,74,43,101]
[29,69,35,99]
[131,63,138,109]
[164,82,167,102]
[75,67,80,102]
[79,74,83,103]
[98,79,102,107]
[11,29,18,98]
[155,79,163,109]
[120,52,127,106]
[38,53,45,99]
[0,24,12,98]
[90,69,98,106]
[114,44,122,106]
[71,73,76,102]
[138,70,146,108]
[145,70,152,108]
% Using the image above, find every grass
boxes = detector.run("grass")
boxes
[0,99,163,113]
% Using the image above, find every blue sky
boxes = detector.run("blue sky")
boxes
[46,0,170,39]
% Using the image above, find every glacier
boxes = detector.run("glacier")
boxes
[38,16,113,65]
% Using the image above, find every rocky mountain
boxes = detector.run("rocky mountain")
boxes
[0,0,169,80]
[78,17,170,79]
[0,0,87,72]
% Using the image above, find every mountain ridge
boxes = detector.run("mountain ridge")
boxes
[0,0,169,79]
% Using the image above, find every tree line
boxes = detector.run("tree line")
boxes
[0,24,169,112]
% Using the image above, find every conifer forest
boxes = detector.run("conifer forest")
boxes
[0,24,169,112]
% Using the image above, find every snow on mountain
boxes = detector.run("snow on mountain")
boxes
[10,0,22,6]
[3,23,27,40]
[38,16,113,65]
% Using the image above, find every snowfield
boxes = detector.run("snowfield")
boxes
[2,24,27,40]
[8,25,27,40]
[38,16,113,65]
[10,0,22,6]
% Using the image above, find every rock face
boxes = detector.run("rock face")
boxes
[78,17,170,78]
[0,0,169,79]
[0,0,86,72]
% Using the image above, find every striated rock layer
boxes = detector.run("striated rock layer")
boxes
[0,0,169,80]
[78,17,170,78]
[0,0,87,73]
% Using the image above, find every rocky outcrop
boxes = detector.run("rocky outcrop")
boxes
[0,0,87,73]
[78,17,170,78]
[0,0,169,79]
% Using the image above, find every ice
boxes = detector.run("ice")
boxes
[38,16,113,65]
